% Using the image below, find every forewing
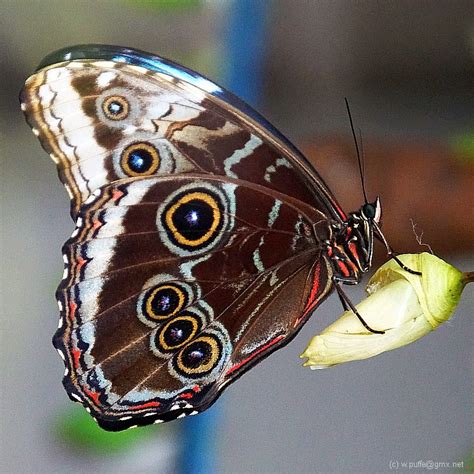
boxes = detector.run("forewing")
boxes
[20,47,344,221]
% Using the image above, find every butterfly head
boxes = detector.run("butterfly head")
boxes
[356,196,382,269]
[360,196,382,225]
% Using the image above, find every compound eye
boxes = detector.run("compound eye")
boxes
[362,203,376,220]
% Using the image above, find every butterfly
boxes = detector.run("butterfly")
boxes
[20,44,383,431]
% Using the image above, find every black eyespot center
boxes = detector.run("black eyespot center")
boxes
[182,340,212,368]
[143,284,186,321]
[174,334,222,378]
[121,142,160,176]
[163,190,223,250]
[128,148,153,172]
[157,314,200,352]
[108,101,122,114]
[172,200,214,240]
[102,95,129,120]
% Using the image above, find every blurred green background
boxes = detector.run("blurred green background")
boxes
[1,1,473,473]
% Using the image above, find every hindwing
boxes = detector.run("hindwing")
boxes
[55,176,332,429]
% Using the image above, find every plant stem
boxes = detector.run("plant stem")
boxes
[463,272,474,284]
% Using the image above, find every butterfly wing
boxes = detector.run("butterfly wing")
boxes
[20,44,345,222]
[21,45,340,430]
[55,175,332,430]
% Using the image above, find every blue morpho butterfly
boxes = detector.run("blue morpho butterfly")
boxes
[20,45,405,431]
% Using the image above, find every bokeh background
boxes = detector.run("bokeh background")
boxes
[1,1,473,473]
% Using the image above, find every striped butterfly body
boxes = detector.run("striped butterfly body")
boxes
[20,45,381,431]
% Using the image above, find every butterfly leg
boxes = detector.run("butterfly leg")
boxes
[373,222,422,275]
[389,252,422,275]
[333,279,385,334]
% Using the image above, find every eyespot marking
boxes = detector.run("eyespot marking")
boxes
[157,183,236,257]
[162,191,222,250]
[142,284,186,322]
[102,95,129,120]
[137,281,196,329]
[155,314,201,352]
[175,335,221,377]
[120,142,160,176]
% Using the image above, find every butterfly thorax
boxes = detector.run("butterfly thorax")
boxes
[322,198,381,285]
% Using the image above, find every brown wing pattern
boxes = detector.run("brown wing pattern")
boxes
[20,48,340,431]
[20,59,340,221]
[53,176,333,429]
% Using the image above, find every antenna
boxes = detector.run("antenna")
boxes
[344,98,368,203]
[358,128,366,189]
